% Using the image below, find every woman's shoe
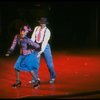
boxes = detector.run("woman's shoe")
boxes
[12,80,21,88]
[33,80,40,89]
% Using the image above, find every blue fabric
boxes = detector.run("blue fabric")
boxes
[43,44,56,79]
[14,53,39,71]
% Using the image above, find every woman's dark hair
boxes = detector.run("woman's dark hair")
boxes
[20,25,25,32]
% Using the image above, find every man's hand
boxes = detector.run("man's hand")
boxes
[37,51,43,58]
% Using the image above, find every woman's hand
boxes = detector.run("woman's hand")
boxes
[5,53,10,56]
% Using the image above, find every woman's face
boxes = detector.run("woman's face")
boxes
[20,30,26,38]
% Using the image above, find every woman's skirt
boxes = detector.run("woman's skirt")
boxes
[14,53,39,71]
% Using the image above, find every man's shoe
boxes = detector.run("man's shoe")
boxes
[29,80,35,84]
[49,78,55,84]
[49,73,56,84]
[29,78,40,84]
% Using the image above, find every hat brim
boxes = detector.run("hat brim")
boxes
[38,21,48,24]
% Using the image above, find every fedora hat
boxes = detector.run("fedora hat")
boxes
[38,17,48,24]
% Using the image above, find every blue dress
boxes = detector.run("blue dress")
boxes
[14,53,39,71]
[8,34,40,71]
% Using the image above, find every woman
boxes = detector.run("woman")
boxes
[5,25,40,89]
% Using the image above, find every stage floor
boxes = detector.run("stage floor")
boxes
[0,50,100,99]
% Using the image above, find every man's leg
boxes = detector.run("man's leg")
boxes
[43,44,56,83]
[29,51,41,83]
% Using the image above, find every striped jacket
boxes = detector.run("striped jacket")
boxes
[7,34,40,55]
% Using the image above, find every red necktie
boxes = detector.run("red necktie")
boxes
[37,28,41,41]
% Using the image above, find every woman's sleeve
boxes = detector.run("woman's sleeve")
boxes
[7,35,18,54]
[27,38,40,49]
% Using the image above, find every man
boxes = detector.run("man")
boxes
[30,17,56,84]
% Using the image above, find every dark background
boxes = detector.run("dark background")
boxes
[0,1,100,54]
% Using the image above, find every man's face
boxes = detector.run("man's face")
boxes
[40,23,46,27]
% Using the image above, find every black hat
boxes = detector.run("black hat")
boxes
[38,17,48,24]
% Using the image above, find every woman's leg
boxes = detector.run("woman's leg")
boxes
[12,69,21,88]
[15,69,20,81]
